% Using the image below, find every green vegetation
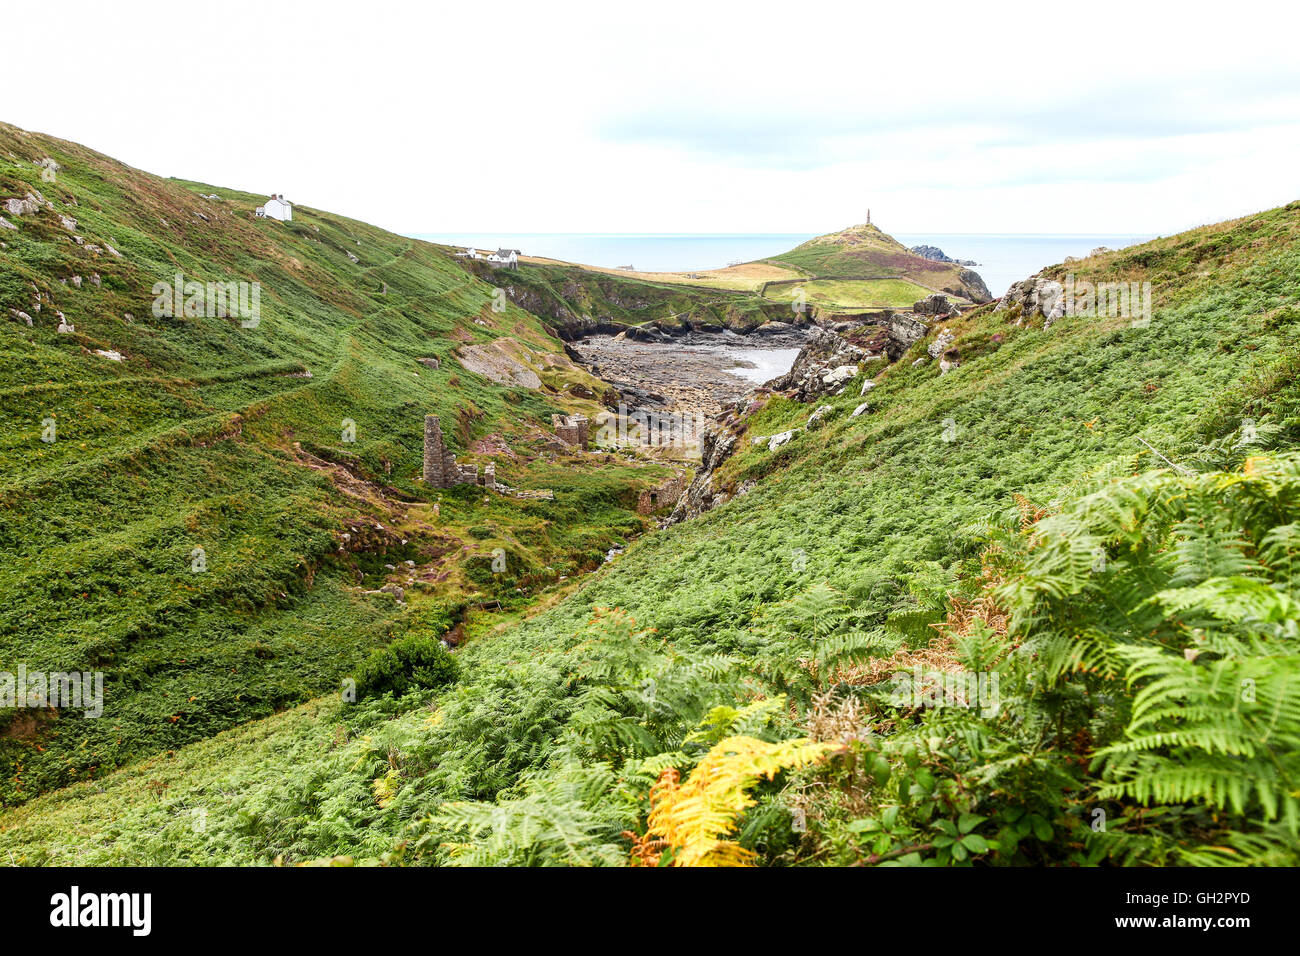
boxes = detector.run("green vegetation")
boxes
[353,631,458,700]
[765,277,936,309]
[529,221,990,319]
[0,123,668,806]
[483,257,787,336]
[1,123,1297,867]
[761,222,989,305]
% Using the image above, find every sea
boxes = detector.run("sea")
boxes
[413,232,1157,300]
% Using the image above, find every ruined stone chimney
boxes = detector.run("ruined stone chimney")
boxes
[423,414,445,487]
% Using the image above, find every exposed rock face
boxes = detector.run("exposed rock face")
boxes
[913,293,961,318]
[957,269,992,303]
[667,426,739,523]
[886,313,929,359]
[5,194,43,217]
[996,274,1066,328]
[806,404,834,428]
[455,340,543,389]
[909,244,978,266]
[769,327,870,401]
[927,328,956,358]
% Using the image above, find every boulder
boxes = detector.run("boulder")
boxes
[851,401,871,418]
[995,275,1066,328]
[821,364,858,386]
[806,404,834,428]
[768,429,797,450]
[927,328,955,359]
[4,194,42,217]
[913,293,960,317]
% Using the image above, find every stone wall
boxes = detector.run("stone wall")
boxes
[424,413,491,490]
[637,474,687,515]
[552,413,590,449]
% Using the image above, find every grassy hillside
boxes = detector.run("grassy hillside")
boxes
[0,123,676,805]
[3,191,1297,865]
[465,256,787,338]
[760,222,991,306]
[536,222,992,314]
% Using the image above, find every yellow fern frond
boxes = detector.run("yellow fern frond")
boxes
[638,735,836,867]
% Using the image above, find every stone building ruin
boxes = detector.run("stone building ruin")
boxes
[552,413,590,449]
[423,414,497,490]
[636,474,687,515]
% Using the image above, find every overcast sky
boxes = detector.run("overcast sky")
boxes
[8,0,1299,236]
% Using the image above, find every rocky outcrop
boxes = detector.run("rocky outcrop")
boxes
[4,193,45,217]
[885,313,929,359]
[927,328,955,358]
[667,425,740,524]
[455,341,543,389]
[806,404,834,429]
[957,269,992,303]
[910,244,978,267]
[913,293,961,318]
[769,327,872,400]
[924,327,960,374]
[995,274,1066,329]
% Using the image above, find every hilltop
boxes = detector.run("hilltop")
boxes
[521,221,992,318]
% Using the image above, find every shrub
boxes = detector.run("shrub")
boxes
[353,632,459,699]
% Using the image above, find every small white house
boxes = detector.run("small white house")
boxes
[486,248,519,268]
[458,247,481,260]
[255,194,293,222]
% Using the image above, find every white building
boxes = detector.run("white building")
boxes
[255,194,293,222]
[486,248,519,268]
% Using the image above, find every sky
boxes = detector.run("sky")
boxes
[6,0,1300,237]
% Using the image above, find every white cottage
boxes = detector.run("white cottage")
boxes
[486,248,519,268]
[255,194,293,222]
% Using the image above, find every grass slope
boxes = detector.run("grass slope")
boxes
[0,122,670,805]
[3,198,1297,864]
